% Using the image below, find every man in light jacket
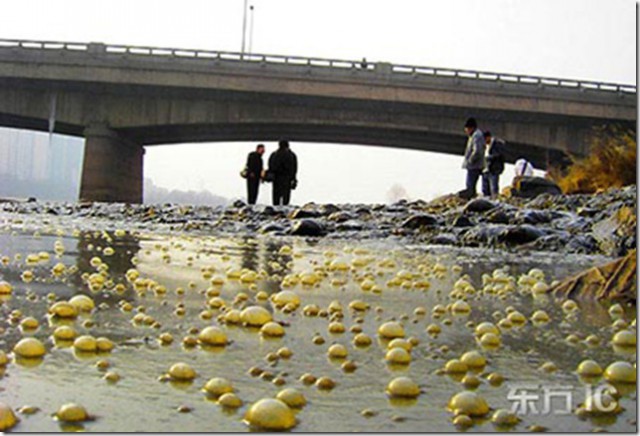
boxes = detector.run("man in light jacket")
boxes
[462,117,485,198]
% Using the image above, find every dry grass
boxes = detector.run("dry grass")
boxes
[549,126,637,194]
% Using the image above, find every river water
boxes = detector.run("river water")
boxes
[0,213,636,432]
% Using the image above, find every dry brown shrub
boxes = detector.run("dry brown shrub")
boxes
[549,126,637,194]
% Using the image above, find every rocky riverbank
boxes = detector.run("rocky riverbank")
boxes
[0,185,636,258]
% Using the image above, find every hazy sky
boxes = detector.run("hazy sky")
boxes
[3,0,637,204]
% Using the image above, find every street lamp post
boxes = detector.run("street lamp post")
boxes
[248,5,255,55]
[241,0,248,56]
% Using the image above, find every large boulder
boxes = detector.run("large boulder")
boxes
[551,250,636,303]
[511,176,562,198]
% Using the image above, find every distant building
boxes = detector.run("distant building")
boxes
[0,127,84,201]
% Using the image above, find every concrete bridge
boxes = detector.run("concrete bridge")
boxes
[0,39,635,203]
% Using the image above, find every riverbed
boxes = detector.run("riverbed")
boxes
[0,212,636,432]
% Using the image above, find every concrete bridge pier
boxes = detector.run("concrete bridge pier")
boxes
[79,124,144,203]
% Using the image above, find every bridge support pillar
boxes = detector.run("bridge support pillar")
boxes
[79,124,144,203]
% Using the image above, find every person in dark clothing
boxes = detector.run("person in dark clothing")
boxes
[481,131,506,197]
[267,140,298,206]
[245,144,265,204]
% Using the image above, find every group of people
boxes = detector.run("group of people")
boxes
[242,119,533,206]
[462,117,533,198]
[243,140,298,206]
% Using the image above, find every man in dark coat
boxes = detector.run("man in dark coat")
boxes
[267,140,298,206]
[245,144,265,204]
[481,131,506,197]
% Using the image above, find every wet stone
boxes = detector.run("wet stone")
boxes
[464,198,497,213]
[290,219,325,237]
[401,214,439,229]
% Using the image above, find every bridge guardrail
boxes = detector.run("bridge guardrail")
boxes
[0,38,635,94]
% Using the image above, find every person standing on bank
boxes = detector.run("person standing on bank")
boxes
[245,144,265,205]
[481,130,506,197]
[267,140,298,206]
[462,117,486,198]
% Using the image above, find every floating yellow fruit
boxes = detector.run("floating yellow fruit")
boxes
[315,376,336,390]
[49,301,78,318]
[0,402,18,430]
[276,388,307,408]
[198,326,228,346]
[491,409,520,426]
[453,414,473,428]
[385,347,411,365]
[260,322,285,338]
[378,321,405,339]
[604,361,636,383]
[608,304,624,317]
[448,391,490,416]
[0,351,8,366]
[244,399,296,431]
[168,362,197,381]
[13,338,45,358]
[203,377,233,397]
[612,330,636,347]
[73,335,97,352]
[327,344,348,359]
[461,374,481,389]
[328,322,346,334]
[69,295,95,312]
[426,324,441,335]
[240,306,272,327]
[55,403,89,422]
[576,360,603,377]
[386,376,420,398]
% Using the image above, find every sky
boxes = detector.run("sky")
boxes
[3,0,637,204]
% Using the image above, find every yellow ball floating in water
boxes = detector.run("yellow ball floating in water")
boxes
[96,337,115,352]
[73,335,98,352]
[451,300,471,314]
[604,361,636,383]
[378,321,405,339]
[49,301,78,318]
[240,306,272,327]
[531,310,550,323]
[53,325,77,341]
[479,333,501,347]
[386,377,420,398]
[198,326,228,346]
[491,409,520,426]
[0,281,13,295]
[68,295,95,312]
[460,351,486,368]
[388,338,412,351]
[444,359,468,374]
[0,402,18,431]
[353,333,372,347]
[168,362,197,381]
[327,344,348,359]
[276,388,307,408]
[55,403,89,422]
[203,377,233,397]
[260,322,285,338]
[272,291,300,309]
[383,346,410,364]
[612,330,636,347]
[244,398,296,431]
[0,351,8,366]
[474,322,499,337]
[576,360,603,377]
[20,317,39,330]
[13,338,46,358]
[453,414,473,428]
[218,393,243,408]
[448,391,490,417]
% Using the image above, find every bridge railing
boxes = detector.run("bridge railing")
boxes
[0,38,635,94]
